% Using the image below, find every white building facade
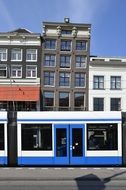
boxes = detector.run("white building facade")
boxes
[89,57,126,111]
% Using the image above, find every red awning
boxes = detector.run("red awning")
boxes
[0,86,40,101]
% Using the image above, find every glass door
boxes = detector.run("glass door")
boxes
[70,124,84,165]
[54,124,69,164]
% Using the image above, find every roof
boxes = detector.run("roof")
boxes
[0,28,41,36]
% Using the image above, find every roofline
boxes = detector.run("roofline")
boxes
[43,21,91,28]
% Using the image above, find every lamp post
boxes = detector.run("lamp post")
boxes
[8,66,15,111]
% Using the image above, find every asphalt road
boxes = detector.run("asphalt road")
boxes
[0,180,126,190]
[0,167,126,189]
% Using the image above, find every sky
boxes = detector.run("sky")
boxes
[0,0,126,57]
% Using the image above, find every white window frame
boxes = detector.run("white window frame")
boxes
[75,55,87,68]
[11,49,22,61]
[0,49,7,61]
[11,65,22,78]
[0,64,7,78]
[26,65,37,78]
[26,49,37,62]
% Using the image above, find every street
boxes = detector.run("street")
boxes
[0,167,126,189]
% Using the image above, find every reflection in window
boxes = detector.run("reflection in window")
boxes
[56,128,67,157]
[59,92,69,110]
[43,91,54,111]
[22,124,52,150]
[87,124,118,150]
[74,92,84,110]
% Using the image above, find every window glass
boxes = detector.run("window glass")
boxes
[26,49,37,61]
[110,98,121,111]
[0,49,7,61]
[93,98,104,111]
[44,39,56,49]
[76,40,86,50]
[74,92,84,109]
[44,55,55,67]
[93,76,104,89]
[43,91,54,110]
[11,65,22,78]
[11,49,22,61]
[61,40,71,51]
[60,55,70,68]
[111,76,121,89]
[0,65,7,77]
[87,124,118,150]
[75,56,86,68]
[44,71,54,86]
[56,128,67,157]
[75,73,85,87]
[22,124,52,150]
[26,66,37,78]
[59,72,70,86]
[59,92,69,110]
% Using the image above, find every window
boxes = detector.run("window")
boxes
[43,91,54,111]
[0,65,7,78]
[22,124,52,150]
[44,55,55,67]
[61,30,72,35]
[61,40,71,51]
[111,76,121,89]
[11,49,22,61]
[44,71,54,86]
[59,72,70,86]
[60,55,70,68]
[0,124,4,150]
[26,65,37,78]
[110,98,121,111]
[0,49,7,61]
[74,92,85,110]
[26,49,37,61]
[93,98,104,111]
[93,76,104,89]
[75,73,86,87]
[75,56,86,68]
[44,39,56,49]
[59,92,69,110]
[87,123,118,150]
[76,40,86,50]
[11,65,22,78]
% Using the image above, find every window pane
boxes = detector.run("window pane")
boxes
[61,40,71,51]
[59,92,69,107]
[26,49,37,61]
[22,124,52,150]
[56,128,67,157]
[43,91,54,107]
[76,40,86,50]
[93,76,104,89]
[44,39,56,49]
[60,55,70,68]
[87,124,118,150]
[74,93,84,107]
[93,98,104,111]
[75,73,85,87]
[11,49,22,60]
[111,98,121,111]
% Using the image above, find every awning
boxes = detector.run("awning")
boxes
[0,86,40,101]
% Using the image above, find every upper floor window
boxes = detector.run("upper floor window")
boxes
[75,56,86,68]
[44,54,55,67]
[93,76,104,89]
[61,40,71,51]
[59,72,70,86]
[44,39,56,49]
[93,98,104,111]
[75,73,86,87]
[61,30,72,35]
[43,91,54,109]
[110,98,121,111]
[59,92,69,110]
[44,71,55,86]
[11,48,22,61]
[76,40,87,50]
[0,49,7,61]
[26,65,37,78]
[0,65,7,78]
[60,55,70,68]
[111,76,121,89]
[74,92,85,110]
[11,65,22,78]
[26,49,37,61]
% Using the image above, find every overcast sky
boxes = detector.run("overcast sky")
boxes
[0,0,126,56]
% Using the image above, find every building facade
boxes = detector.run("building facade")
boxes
[0,28,41,111]
[89,56,126,111]
[41,18,91,111]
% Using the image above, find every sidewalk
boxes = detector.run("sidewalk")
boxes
[0,167,126,181]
